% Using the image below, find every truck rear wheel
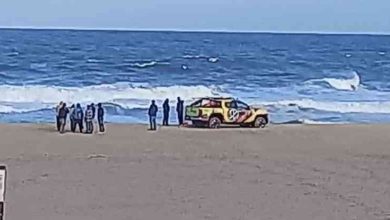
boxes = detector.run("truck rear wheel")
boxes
[209,116,221,129]
[253,116,267,128]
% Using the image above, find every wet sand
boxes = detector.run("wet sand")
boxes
[0,123,390,220]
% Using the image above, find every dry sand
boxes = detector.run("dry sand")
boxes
[0,123,390,220]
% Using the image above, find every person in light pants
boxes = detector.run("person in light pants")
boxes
[90,103,98,133]
[85,105,94,134]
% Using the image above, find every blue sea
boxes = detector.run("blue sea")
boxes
[0,29,389,124]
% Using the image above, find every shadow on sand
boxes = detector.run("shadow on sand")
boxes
[36,125,59,133]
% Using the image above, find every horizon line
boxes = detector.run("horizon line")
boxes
[1,26,390,36]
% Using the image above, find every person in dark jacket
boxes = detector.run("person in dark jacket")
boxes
[91,103,96,118]
[90,103,96,132]
[148,100,158,130]
[55,101,64,131]
[84,105,89,133]
[97,103,105,132]
[74,103,84,133]
[162,99,170,126]
[176,97,184,125]
[58,103,69,133]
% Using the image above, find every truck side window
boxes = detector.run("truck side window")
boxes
[230,101,238,109]
[191,100,202,107]
[237,101,249,110]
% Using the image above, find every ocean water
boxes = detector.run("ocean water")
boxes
[0,29,389,124]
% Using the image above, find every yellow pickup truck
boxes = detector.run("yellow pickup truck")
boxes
[185,97,268,128]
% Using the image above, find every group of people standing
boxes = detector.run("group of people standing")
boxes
[148,97,185,130]
[55,97,184,133]
[56,102,105,134]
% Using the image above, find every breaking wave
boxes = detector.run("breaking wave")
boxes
[0,104,20,113]
[0,83,228,113]
[306,71,361,91]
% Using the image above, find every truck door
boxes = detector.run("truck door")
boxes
[224,101,237,123]
[235,101,252,123]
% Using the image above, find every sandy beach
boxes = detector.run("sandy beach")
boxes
[0,123,390,220]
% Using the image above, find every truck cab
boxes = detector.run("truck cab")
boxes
[185,97,268,128]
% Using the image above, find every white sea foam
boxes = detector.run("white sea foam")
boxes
[298,119,342,125]
[282,119,343,125]
[86,59,102,63]
[0,102,55,113]
[4,52,19,56]
[183,55,205,59]
[208,57,219,63]
[30,63,48,69]
[0,105,20,113]
[0,83,228,112]
[183,55,219,63]
[261,99,390,114]
[130,61,158,68]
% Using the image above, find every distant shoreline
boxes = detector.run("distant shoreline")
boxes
[1,26,389,36]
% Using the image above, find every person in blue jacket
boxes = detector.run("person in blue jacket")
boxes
[148,100,158,130]
[74,103,84,133]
